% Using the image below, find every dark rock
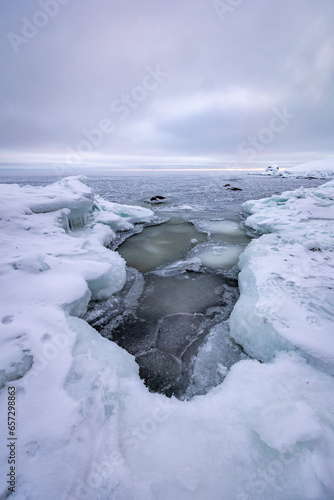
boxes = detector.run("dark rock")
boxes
[227,187,243,191]
[150,195,166,201]
[144,195,166,204]
[223,183,231,187]
[144,194,166,203]
[266,165,279,172]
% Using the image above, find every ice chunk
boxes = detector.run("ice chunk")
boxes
[187,321,248,397]
[93,194,155,231]
[191,219,245,236]
[190,242,243,270]
[152,257,202,276]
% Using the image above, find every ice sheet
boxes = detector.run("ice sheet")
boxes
[1,175,334,500]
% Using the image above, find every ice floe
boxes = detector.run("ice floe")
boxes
[190,219,246,236]
[190,242,244,270]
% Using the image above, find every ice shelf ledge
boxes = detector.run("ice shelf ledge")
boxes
[229,179,334,375]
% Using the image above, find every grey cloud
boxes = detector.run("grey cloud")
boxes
[0,0,333,168]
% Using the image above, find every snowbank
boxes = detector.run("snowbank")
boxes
[1,177,334,500]
[231,180,334,373]
[257,158,334,179]
[288,158,334,173]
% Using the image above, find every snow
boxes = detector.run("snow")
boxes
[1,176,334,499]
[289,158,334,172]
[257,158,334,179]
[230,180,334,375]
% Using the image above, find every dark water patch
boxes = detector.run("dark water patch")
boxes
[140,273,230,318]
[85,262,244,398]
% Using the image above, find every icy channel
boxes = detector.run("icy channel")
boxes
[88,214,249,398]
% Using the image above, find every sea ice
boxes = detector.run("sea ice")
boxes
[190,242,244,270]
[186,321,248,397]
[191,219,245,236]
[1,175,334,500]
[152,257,203,276]
[230,179,334,374]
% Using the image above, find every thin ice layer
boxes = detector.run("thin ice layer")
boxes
[190,242,244,270]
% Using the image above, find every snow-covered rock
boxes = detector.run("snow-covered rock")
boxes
[265,164,280,174]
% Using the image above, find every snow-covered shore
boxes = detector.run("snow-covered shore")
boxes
[231,180,334,373]
[1,175,334,500]
[257,158,334,179]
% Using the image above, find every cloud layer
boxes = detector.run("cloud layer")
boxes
[1,0,333,170]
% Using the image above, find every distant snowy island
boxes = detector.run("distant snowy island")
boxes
[259,158,334,179]
[0,161,334,500]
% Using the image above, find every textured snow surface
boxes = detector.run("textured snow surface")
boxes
[231,180,334,374]
[1,176,334,500]
[289,158,334,172]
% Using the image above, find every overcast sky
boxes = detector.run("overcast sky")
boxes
[0,0,333,172]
